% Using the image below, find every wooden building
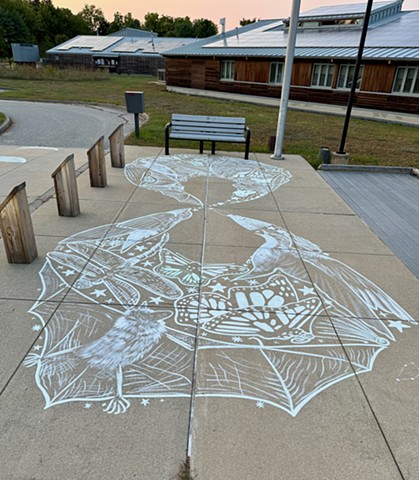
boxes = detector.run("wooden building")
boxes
[163,1,419,114]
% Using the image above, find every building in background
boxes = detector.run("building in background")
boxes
[162,0,419,114]
[45,29,198,75]
[12,44,40,66]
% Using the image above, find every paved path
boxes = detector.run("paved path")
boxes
[0,146,418,479]
[167,86,419,127]
[0,99,137,148]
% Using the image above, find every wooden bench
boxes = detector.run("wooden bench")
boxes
[165,114,251,159]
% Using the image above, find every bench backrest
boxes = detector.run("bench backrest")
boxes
[171,114,246,137]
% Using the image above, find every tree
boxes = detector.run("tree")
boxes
[143,12,160,34]
[169,17,193,37]
[192,18,218,37]
[240,18,258,26]
[123,13,141,30]
[0,6,33,57]
[79,4,107,34]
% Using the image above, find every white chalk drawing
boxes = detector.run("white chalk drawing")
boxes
[396,363,419,382]
[27,154,416,416]
[124,154,292,207]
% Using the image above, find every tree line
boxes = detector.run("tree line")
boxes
[0,0,218,58]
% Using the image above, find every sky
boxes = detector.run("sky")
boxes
[53,0,418,29]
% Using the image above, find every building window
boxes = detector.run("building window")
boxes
[311,63,335,88]
[220,60,234,81]
[269,62,284,84]
[337,65,364,89]
[393,66,419,95]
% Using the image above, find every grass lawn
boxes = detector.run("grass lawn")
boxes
[0,71,418,168]
[0,112,5,124]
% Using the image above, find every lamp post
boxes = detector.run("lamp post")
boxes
[271,0,301,160]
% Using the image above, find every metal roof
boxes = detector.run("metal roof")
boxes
[300,0,400,18]
[47,36,199,57]
[163,8,419,61]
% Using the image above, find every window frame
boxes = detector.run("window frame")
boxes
[220,60,235,81]
[311,63,335,88]
[269,62,284,85]
[336,64,364,90]
[392,66,419,96]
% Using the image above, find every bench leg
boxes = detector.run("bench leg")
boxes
[211,142,216,155]
[165,123,171,155]
[244,128,251,159]
[199,141,204,154]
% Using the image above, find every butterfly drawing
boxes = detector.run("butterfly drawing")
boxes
[48,242,183,305]
[155,249,249,286]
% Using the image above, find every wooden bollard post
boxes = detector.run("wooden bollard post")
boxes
[109,123,125,168]
[51,154,80,217]
[0,182,38,264]
[87,136,107,188]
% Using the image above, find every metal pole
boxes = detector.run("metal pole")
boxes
[271,0,301,160]
[337,0,374,154]
[134,113,140,138]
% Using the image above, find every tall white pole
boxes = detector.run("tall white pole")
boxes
[272,0,302,160]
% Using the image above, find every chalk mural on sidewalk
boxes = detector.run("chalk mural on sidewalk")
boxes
[27,155,416,416]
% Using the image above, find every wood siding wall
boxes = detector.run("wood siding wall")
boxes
[166,57,419,114]
[361,62,396,93]
[235,60,270,83]
[292,62,313,86]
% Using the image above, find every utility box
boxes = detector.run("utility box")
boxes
[124,91,144,114]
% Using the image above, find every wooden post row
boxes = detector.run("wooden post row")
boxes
[51,154,80,217]
[109,123,125,168]
[87,136,107,188]
[0,182,37,264]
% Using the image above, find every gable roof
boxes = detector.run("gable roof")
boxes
[163,1,419,61]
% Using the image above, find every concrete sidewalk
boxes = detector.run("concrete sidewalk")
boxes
[167,86,419,127]
[0,145,418,479]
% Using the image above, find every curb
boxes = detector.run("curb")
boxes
[0,115,11,134]
[318,164,415,175]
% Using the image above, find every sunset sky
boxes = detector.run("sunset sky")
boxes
[53,0,417,30]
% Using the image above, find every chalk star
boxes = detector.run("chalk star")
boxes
[210,282,226,293]
[83,403,93,410]
[32,325,42,332]
[188,287,198,294]
[63,269,76,277]
[33,345,42,351]
[232,336,243,343]
[143,260,153,267]
[135,246,146,252]
[92,289,107,298]
[256,401,265,409]
[299,286,316,296]
[247,279,258,286]
[141,398,150,406]
[388,320,411,333]
[150,296,163,305]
